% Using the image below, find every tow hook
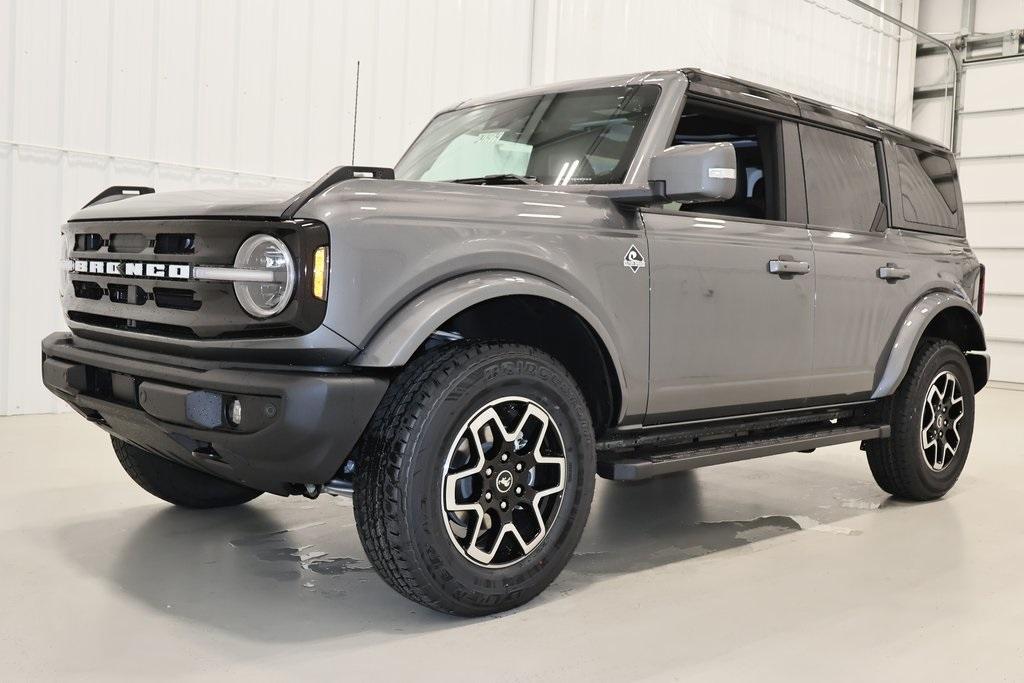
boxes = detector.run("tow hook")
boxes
[323,479,354,496]
[301,479,354,499]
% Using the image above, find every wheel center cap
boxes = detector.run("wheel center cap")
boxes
[495,470,514,494]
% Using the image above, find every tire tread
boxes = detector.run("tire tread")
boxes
[352,340,592,615]
[866,338,973,500]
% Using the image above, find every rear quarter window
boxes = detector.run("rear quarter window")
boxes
[895,145,959,232]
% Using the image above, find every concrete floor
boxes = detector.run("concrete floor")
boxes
[2,388,1023,681]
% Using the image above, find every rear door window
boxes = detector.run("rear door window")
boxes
[800,125,882,231]
[895,145,958,230]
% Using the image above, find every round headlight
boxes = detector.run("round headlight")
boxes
[233,234,296,318]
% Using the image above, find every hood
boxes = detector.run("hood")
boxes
[294,177,612,223]
[69,188,301,222]
[68,175,614,226]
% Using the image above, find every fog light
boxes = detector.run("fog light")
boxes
[312,246,329,300]
[228,399,243,426]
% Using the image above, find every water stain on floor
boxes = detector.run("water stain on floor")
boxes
[230,524,372,582]
[567,514,841,577]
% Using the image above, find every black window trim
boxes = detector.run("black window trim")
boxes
[642,95,792,225]
[889,139,964,237]
[797,121,889,236]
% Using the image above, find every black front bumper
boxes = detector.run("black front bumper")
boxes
[41,333,389,495]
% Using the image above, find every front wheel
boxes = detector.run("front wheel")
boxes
[353,341,596,616]
[866,339,975,501]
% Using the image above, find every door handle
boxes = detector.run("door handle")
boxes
[877,264,910,281]
[767,258,811,276]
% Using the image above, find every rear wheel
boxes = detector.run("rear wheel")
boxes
[112,437,262,508]
[353,341,595,616]
[866,339,975,501]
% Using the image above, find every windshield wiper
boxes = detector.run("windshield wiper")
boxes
[449,173,539,186]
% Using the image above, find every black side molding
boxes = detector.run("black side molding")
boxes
[282,165,395,219]
[82,186,155,209]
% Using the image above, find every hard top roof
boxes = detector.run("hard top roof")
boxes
[450,67,948,153]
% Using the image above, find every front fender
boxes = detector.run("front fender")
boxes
[350,270,627,386]
[872,292,986,398]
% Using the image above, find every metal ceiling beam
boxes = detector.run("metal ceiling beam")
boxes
[960,0,977,36]
[842,0,962,150]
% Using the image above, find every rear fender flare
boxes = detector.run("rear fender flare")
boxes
[872,292,986,398]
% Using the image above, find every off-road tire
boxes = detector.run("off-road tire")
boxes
[112,437,263,508]
[352,341,596,616]
[866,339,975,501]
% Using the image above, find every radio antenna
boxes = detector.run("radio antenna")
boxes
[351,60,361,164]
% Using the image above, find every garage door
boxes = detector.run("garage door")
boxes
[958,58,1024,383]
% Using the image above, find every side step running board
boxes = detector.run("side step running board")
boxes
[597,424,889,481]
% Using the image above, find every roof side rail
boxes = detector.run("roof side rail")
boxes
[82,186,155,209]
[282,165,395,219]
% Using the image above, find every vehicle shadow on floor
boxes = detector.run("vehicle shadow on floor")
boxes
[53,451,899,641]
[560,465,885,584]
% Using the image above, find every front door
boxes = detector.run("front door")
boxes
[643,212,815,423]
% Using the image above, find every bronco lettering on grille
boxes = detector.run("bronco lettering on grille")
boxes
[72,260,190,280]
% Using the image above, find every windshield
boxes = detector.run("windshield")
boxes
[395,85,660,186]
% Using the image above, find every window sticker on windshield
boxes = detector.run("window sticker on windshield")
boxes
[476,131,504,143]
[421,134,532,181]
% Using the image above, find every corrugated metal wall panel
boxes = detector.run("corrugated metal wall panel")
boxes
[987,340,1024,381]
[2,0,909,414]
[960,157,1024,203]
[981,296,1024,340]
[966,204,1024,248]
[962,60,1024,112]
[974,0,1024,33]
[973,250,1024,295]
[536,0,904,122]
[960,110,1024,157]
[957,57,1024,383]
[1,0,536,415]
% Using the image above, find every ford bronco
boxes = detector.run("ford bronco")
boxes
[42,69,988,616]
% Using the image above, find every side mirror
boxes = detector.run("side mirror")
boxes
[649,142,737,203]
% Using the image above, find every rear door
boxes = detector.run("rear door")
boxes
[801,124,910,400]
[643,104,815,423]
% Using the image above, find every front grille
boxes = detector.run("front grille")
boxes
[67,311,197,338]
[63,218,328,339]
[75,233,103,251]
[155,233,195,254]
[73,279,199,310]
[153,287,201,311]
[72,280,103,300]
[108,233,148,253]
[107,283,148,306]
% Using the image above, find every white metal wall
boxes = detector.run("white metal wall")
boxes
[959,59,1024,383]
[0,0,536,416]
[2,0,907,415]
[915,0,1024,383]
[534,0,906,122]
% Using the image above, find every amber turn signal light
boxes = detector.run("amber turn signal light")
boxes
[312,246,329,300]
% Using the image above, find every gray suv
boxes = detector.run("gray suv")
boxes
[42,68,988,616]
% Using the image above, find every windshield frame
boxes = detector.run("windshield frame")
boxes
[394,80,668,189]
